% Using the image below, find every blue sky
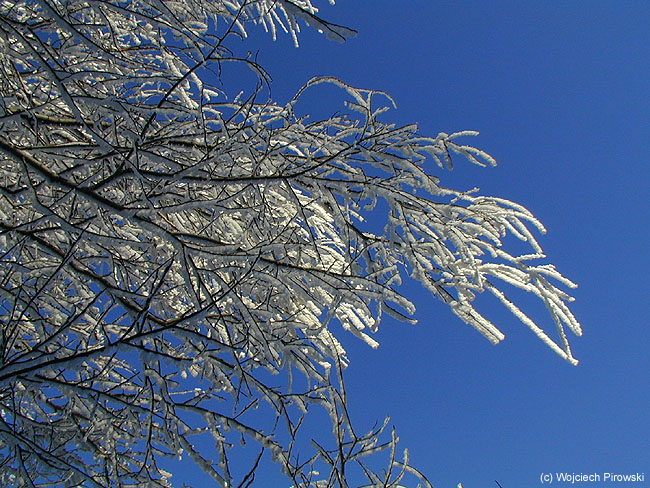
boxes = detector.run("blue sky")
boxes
[234,2,649,487]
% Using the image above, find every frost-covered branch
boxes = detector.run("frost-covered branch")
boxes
[0,0,579,486]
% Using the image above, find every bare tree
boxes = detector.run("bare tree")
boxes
[0,0,581,486]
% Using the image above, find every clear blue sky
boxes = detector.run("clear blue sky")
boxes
[193,2,650,487]
[243,2,649,487]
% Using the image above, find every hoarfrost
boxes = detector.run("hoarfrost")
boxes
[0,0,579,486]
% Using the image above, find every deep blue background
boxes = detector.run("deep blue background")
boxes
[187,2,649,487]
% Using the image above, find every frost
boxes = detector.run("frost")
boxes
[0,0,580,486]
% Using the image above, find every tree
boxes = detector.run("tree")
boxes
[0,0,581,486]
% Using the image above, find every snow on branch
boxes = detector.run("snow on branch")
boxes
[0,0,579,486]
